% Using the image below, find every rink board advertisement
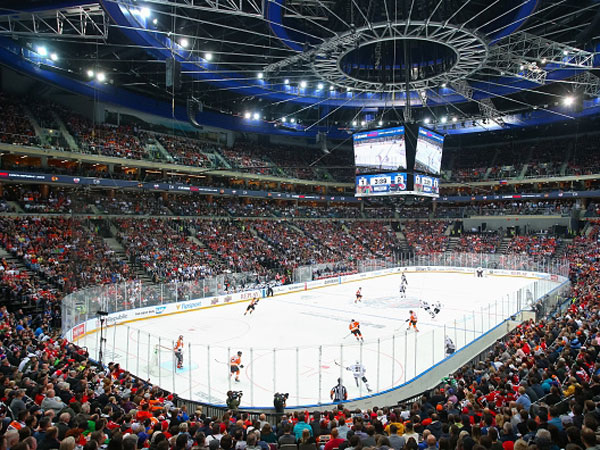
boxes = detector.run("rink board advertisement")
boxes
[69,267,564,340]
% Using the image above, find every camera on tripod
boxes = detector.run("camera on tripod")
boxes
[273,392,289,413]
[226,390,243,410]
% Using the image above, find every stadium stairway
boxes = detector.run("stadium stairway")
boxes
[51,111,79,151]
[211,147,233,169]
[446,236,460,252]
[22,106,49,147]
[554,238,571,258]
[145,136,174,162]
[499,237,512,254]
[103,236,153,284]
[395,230,411,254]
[7,201,23,213]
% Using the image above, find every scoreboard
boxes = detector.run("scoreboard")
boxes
[356,172,439,198]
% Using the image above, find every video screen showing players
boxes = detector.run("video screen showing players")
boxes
[414,127,444,175]
[353,126,407,171]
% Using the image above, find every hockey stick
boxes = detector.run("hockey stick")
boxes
[213,358,227,364]
[342,333,352,340]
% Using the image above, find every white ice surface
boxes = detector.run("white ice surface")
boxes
[85,272,547,408]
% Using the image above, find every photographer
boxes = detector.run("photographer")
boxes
[226,390,242,410]
[273,392,289,413]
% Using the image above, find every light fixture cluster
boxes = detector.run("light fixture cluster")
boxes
[35,45,58,62]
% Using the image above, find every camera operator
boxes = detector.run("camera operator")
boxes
[273,392,289,413]
[226,390,242,410]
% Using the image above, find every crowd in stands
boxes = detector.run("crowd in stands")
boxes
[403,221,450,254]
[505,235,559,258]
[152,134,215,168]
[0,217,133,293]
[454,233,502,254]
[0,93,39,147]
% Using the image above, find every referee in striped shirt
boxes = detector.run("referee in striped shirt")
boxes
[330,378,348,402]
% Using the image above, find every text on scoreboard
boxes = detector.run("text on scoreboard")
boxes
[355,172,439,198]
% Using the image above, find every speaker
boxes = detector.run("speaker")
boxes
[166,57,181,90]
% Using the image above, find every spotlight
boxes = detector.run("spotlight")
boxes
[329,85,334,91]
[441,83,447,88]
[563,95,574,106]
[180,38,189,48]
[290,118,296,124]
[284,79,290,85]
[347,88,352,93]
[36,46,48,57]
[140,7,151,18]
[378,120,383,126]
[424,117,431,124]
[563,50,569,56]
[86,69,95,78]
[204,52,213,61]
[317,83,324,90]
[244,111,251,119]
[361,120,366,126]
[152,18,158,25]
[541,58,547,64]
[352,120,357,126]
[441,116,447,124]
[96,72,106,82]
[50,53,58,62]
[519,65,525,71]
[452,117,457,123]
[253,112,260,120]
[300,80,307,88]
[257,72,264,79]
[282,117,287,123]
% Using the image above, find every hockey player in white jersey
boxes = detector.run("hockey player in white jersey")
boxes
[401,272,408,286]
[346,361,372,392]
[399,283,407,299]
[431,301,442,319]
[445,336,456,356]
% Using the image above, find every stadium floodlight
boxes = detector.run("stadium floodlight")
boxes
[300,80,307,88]
[244,111,251,119]
[180,38,189,48]
[96,72,106,82]
[204,52,213,61]
[281,117,287,123]
[140,7,151,18]
[563,95,575,106]
[452,116,458,123]
[563,50,569,56]
[50,53,58,61]
[347,87,352,92]
[257,72,264,79]
[36,46,48,56]
[329,85,334,91]
[441,83,447,88]
[424,117,431,124]
[378,120,383,126]
[253,112,260,120]
[87,69,95,78]
[352,120,358,126]
[290,118,296,123]
[317,83,324,90]
[441,116,447,123]
[361,120,366,126]
[152,18,158,25]
[284,79,289,85]
[541,58,547,64]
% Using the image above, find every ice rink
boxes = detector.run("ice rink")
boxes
[83,271,554,408]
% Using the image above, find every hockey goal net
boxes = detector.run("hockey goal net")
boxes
[145,344,176,377]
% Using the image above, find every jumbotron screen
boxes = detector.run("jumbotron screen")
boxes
[353,126,407,171]
[414,127,444,175]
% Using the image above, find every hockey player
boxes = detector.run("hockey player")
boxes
[230,351,244,382]
[401,272,408,286]
[174,335,184,369]
[244,297,259,315]
[346,361,372,392]
[420,300,432,317]
[349,319,364,342]
[445,336,456,356]
[399,283,407,299]
[355,287,363,303]
[476,267,484,278]
[406,310,419,332]
[431,301,442,319]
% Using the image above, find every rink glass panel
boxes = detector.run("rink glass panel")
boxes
[64,253,570,408]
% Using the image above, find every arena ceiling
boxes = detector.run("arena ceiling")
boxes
[1,0,600,136]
